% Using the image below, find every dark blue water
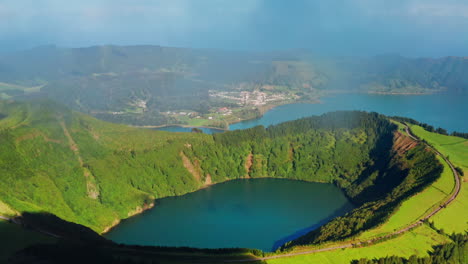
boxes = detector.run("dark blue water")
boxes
[105,179,354,251]
[155,93,468,134]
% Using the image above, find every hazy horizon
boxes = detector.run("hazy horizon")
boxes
[1,0,468,57]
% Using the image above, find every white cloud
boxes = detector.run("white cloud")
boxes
[408,2,468,18]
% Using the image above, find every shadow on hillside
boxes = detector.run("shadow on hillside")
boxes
[9,212,265,264]
[271,202,354,251]
[0,217,56,263]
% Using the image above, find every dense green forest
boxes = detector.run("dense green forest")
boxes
[0,100,443,251]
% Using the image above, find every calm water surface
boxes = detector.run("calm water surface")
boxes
[105,179,354,251]
[230,93,468,132]
[156,93,468,134]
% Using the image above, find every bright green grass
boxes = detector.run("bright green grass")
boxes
[186,118,209,127]
[410,125,468,173]
[432,181,468,233]
[390,119,406,132]
[357,155,454,240]
[0,201,18,216]
[268,225,449,264]
[410,125,468,233]
[0,220,56,263]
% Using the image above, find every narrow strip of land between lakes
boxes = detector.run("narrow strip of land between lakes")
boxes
[228,124,462,262]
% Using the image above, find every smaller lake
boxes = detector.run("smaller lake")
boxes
[230,93,468,133]
[105,179,354,251]
[154,93,468,134]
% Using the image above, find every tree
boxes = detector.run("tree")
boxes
[191,128,203,133]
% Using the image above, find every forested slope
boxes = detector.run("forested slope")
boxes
[0,100,442,248]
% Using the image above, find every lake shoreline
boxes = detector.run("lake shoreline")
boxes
[133,124,228,131]
[103,177,352,251]
[101,176,335,236]
[141,92,442,133]
[142,99,322,132]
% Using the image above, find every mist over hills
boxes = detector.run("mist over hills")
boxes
[0,45,467,126]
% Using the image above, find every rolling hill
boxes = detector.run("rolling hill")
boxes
[0,46,467,127]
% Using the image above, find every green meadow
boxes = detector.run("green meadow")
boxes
[410,125,468,174]
[410,125,468,233]
[268,225,449,264]
[357,155,454,240]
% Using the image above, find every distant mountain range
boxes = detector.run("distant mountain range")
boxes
[0,45,466,125]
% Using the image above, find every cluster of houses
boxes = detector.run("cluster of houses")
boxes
[163,106,233,121]
[209,90,288,106]
[165,111,199,118]
[217,107,233,116]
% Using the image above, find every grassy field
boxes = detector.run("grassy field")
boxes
[268,225,449,264]
[409,125,468,233]
[357,155,454,240]
[410,125,468,174]
[0,201,18,216]
[432,182,468,233]
[0,220,56,263]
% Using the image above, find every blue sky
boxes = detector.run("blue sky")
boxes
[1,0,468,56]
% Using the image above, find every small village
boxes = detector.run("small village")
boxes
[208,90,293,106]
[163,106,233,123]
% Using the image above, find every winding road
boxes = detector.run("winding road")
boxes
[230,124,462,262]
[404,124,461,220]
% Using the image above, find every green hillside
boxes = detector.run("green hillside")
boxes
[0,100,449,262]
[0,100,439,232]
[0,99,209,232]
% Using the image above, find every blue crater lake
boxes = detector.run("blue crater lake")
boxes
[105,179,354,251]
